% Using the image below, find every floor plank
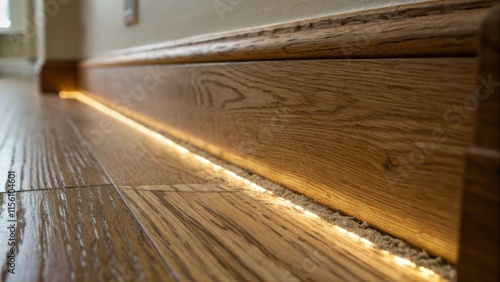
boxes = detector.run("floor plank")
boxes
[0,79,110,191]
[120,184,433,282]
[0,185,176,282]
[63,99,217,186]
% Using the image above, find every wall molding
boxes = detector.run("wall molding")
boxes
[81,0,495,67]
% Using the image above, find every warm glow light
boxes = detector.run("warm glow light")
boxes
[395,256,416,267]
[60,91,445,281]
[360,238,373,247]
[59,91,79,99]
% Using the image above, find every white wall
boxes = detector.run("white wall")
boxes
[82,0,425,58]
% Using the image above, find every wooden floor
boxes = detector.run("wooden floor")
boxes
[0,78,443,281]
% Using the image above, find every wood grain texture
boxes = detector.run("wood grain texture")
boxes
[80,58,477,262]
[63,99,216,186]
[458,7,500,282]
[458,148,500,282]
[0,186,176,282]
[39,60,78,93]
[468,6,500,152]
[120,184,432,282]
[81,0,494,67]
[0,78,110,191]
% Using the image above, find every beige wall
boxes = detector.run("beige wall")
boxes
[82,0,424,58]
[0,0,82,60]
[0,35,30,58]
[43,0,82,59]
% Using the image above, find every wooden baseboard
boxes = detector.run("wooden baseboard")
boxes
[39,59,78,93]
[78,0,498,268]
[81,0,494,67]
[459,148,499,282]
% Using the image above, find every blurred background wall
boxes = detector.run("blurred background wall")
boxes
[0,0,36,76]
[0,0,81,76]
[0,0,425,76]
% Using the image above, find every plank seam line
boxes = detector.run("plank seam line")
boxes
[121,188,244,193]
[5,183,114,193]
[62,110,182,282]
[0,184,115,194]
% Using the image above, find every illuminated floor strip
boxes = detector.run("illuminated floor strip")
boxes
[60,91,445,281]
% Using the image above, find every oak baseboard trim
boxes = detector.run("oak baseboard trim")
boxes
[81,0,495,67]
[39,59,78,93]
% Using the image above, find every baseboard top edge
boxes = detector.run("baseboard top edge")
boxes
[81,0,495,68]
